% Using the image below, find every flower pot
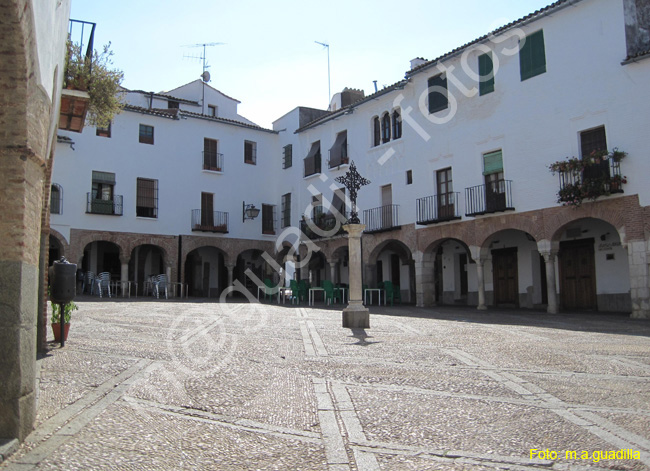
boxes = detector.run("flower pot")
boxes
[51,323,70,342]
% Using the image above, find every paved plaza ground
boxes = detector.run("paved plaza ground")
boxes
[1,297,650,470]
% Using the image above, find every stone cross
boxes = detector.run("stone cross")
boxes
[335,161,370,224]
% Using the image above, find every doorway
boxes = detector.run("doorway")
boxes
[559,238,597,310]
[492,247,518,306]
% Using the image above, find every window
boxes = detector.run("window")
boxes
[312,194,323,220]
[208,105,217,117]
[90,171,116,215]
[136,178,158,218]
[203,138,221,171]
[483,150,506,212]
[392,109,402,139]
[281,193,291,228]
[304,141,321,177]
[428,74,448,113]
[139,124,154,144]
[329,131,348,168]
[373,116,380,147]
[406,170,412,185]
[50,184,62,214]
[519,30,546,81]
[168,100,179,109]
[96,122,111,138]
[283,144,293,169]
[244,140,257,165]
[381,113,391,143]
[581,126,609,180]
[478,53,495,95]
[262,204,275,235]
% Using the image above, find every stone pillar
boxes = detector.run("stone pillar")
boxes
[226,263,236,298]
[120,256,130,297]
[414,250,435,307]
[537,240,559,314]
[342,224,369,328]
[476,259,488,310]
[329,261,338,284]
[627,240,650,319]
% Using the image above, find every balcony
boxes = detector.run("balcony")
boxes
[86,193,123,215]
[363,205,400,233]
[203,151,224,172]
[556,159,623,207]
[416,193,461,225]
[300,212,349,240]
[191,209,229,233]
[465,180,514,217]
[304,154,322,177]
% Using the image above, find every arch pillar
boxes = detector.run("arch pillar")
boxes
[414,251,435,308]
[120,254,130,296]
[627,240,650,319]
[226,263,236,298]
[470,245,488,310]
[537,239,559,314]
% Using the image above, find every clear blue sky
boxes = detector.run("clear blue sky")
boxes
[70,0,553,128]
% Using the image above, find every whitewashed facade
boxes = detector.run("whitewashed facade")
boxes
[52,0,650,316]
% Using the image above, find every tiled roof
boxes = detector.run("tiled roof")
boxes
[179,109,275,133]
[406,0,576,77]
[126,90,199,105]
[623,49,650,64]
[123,105,181,119]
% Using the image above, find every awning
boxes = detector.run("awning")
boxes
[329,131,347,165]
[306,141,320,159]
[92,171,116,185]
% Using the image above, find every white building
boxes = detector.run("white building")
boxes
[52,0,650,317]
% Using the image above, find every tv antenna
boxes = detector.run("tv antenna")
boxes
[314,41,330,109]
[182,42,225,113]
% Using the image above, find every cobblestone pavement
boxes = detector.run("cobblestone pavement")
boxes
[2,297,650,470]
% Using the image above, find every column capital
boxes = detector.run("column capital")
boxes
[342,223,365,238]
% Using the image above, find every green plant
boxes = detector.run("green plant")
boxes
[50,300,78,324]
[64,41,125,127]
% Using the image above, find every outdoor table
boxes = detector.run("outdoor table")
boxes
[337,287,348,303]
[167,282,186,298]
[309,287,326,306]
[364,288,385,305]
[278,287,292,304]
[117,280,138,298]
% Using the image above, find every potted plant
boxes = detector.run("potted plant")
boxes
[50,300,78,342]
[60,41,124,132]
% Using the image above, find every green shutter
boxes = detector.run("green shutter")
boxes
[483,150,503,175]
[428,74,448,113]
[478,53,494,95]
[520,30,546,81]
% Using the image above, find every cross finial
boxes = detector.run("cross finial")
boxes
[335,161,370,224]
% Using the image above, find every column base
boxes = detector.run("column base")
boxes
[342,302,370,328]
[631,310,650,319]
[477,305,488,311]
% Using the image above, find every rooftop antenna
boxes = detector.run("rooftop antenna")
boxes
[182,42,225,114]
[314,41,330,109]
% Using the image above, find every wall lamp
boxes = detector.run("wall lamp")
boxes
[243,201,260,222]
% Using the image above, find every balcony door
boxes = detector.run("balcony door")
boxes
[201,192,214,228]
[436,168,454,219]
[484,150,505,213]
[492,247,518,306]
[559,239,596,310]
[381,184,392,228]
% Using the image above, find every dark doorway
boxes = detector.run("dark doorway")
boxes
[540,254,548,305]
[559,238,597,310]
[376,260,383,285]
[459,253,468,298]
[492,247,518,306]
[434,246,443,303]
[390,253,401,286]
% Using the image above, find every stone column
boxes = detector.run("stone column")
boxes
[476,258,488,310]
[627,240,650,319]
[226,263,236,298]
[329,261,338,284]
[120,256,130,297]
[540,252,559,314]
[342,224,369,328]
[414,251,435,307]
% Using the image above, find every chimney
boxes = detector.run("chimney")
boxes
[340,88,365,107]
[410,57,428,70]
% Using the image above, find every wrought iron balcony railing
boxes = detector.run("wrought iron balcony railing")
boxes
[300,212,349,240]
[557,159,623,205]
[203,151,224,172]
[416,192,461,225]
[191,209,229,233]
[363,204,400,233]
[86,193,123,215]
[465,180,514,217]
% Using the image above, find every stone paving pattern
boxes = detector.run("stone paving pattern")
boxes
[1,297,650,470]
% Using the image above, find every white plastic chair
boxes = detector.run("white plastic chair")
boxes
[83,271,96,294]
[97,272,112,298]
[154,274,168,299]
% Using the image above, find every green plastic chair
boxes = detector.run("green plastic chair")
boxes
[263,278,275,301]
[297,280,309,303]
[289,279,300,304]
[383,280,401,306]
[322,280,335,305]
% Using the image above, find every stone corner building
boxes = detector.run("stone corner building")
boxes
[0,0,71,442]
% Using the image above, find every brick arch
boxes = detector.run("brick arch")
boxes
[182,237,232,267]
[421,237,473,264]
[319,237,349,262]
[123,236,176,267]
[69,231,126,265]
[367,238,414,266]
[544,200,632,243]
[49,229,69,258]
[474,215,544,249]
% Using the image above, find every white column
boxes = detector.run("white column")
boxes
[329,261,338,284]
[120,256,129,296]
[476,258,487,310]
[226,263,236,298]
[542,252,559,314]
